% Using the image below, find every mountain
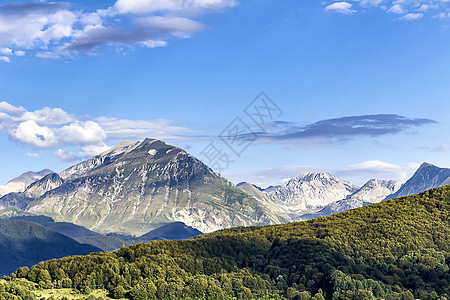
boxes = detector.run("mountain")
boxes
[301,179,402,220]
[12,185,450,299]
[0,192,33,210]
[272,172,359,209]
[0,220,100,276]
[22,173,64,199]
[0,172,63,210]
[137,221,202,241]
[27,139,280,235]
[0,169,53,197]
[386,162,450,200]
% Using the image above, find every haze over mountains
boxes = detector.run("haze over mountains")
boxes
[0,138,449,237]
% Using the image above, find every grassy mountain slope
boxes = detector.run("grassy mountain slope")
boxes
[9,185,450,299]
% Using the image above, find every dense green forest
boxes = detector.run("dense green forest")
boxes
[2,185,450,300]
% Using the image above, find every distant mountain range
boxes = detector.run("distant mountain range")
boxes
[238,162,450,221]
[0,138,449,235]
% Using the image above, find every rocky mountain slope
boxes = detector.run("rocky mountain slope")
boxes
[27,139,280,235]
[272,173,359,210]
[386,162,450,200]
[300,179,402,220]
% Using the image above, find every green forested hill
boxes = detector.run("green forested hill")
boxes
[5,186,450,300]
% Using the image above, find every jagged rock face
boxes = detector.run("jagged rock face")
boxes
[28,139,278,235]
[387,163,450,200]
[346,179,402,203]
[273,173,359,209]
[23,173,64,199]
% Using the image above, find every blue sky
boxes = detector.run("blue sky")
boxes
[0,0,450,187]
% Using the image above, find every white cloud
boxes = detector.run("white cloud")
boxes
[55,149,80,162]
[80,143,111,157]
[0,48,12,55]
[97,117,193,141]
[0,1,236,60]
[325,2,357,14]
[0,3,77,49]
[17,107,73,126]
[399,13,424,21]
[0,100,194,159]
[112,0,237,14]
[0,101,25,115]
[0,56,9,62]
[9,120,58,148]
[325,0,450,19]
[57,121,106,145]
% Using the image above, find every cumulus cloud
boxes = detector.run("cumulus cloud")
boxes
[9,120,58,148]
[0,100,194,159]
[79,144,111,157]
[57,121,106,145]
[325,2,356,14]
[0,0,236,59]
[0,3,77,49]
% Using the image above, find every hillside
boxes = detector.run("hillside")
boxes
[0,220,100,276]
[7,185,450,299]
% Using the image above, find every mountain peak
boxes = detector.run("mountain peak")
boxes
[387,163,450,200]
[418,162,435,170]
[274,172,359,209]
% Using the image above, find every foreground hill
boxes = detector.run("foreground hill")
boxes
[7,185,450,299]
[0,220,100,276]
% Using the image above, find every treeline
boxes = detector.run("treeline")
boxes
[4,186,450,299]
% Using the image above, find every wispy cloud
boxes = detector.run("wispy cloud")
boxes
[246,114,435,142]
[0,101,193,161]
[0,0,236,61]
